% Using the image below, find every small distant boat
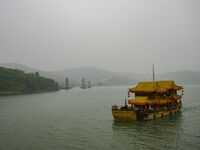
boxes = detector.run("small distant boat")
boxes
[65,77,73,90]
[112,66,184,121]
[80,78,87,89]
[87,80,91,88]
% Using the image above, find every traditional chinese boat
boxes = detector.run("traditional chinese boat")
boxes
[112,80,183,121]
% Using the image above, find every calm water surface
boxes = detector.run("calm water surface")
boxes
[0,85,200,150]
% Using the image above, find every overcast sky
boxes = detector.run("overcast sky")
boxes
[0,0,199,73]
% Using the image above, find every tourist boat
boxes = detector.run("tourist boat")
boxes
[112,66,184,121]
[112,80,183,121]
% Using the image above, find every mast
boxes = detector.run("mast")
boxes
[153,65,155,82]
[87,80,91,88]
[81,77,86,89]
[65,77,70,89]
[125,97,127,106]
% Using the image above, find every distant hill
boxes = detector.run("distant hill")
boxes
[0,63,55,80]
[50,67,137,86]
[1,63,200,86]
[0,67,59,95]
[0,63,136,86]
[157,70,200,85]
[0,63,65,86]
[98,76,136,86]
[50,67,116,86]
[0,63,43,73]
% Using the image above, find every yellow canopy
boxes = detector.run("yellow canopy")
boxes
[172,94,182,100]
[129,82,159,93]
[129,80,183,93]
[157,80,183,90]
[173,85,183,90]
[128,97,150,105]
[128,96,173,106]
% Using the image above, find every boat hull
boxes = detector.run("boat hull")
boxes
[112,106,181,121]
[112,110,137,121]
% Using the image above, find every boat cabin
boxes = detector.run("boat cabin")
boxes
[128,80,183,107]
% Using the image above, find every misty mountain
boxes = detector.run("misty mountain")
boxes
[50,67,116,84]
[157,70,200,85]
[0,63,136,86]
[1,63,200,86]
[0,63,60,84]
[99,76,136,86]
[0,63,43,73]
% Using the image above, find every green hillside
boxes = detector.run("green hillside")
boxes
[0,67,59,95]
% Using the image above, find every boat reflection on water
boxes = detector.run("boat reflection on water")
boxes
[112,112,184,149]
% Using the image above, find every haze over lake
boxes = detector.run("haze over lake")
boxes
[0,0,200,73]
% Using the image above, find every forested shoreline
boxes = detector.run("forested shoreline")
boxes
[0,67,59,95]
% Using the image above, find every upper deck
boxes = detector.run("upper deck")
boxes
[129,80,183,94]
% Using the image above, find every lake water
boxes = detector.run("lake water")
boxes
[0,85,200,150]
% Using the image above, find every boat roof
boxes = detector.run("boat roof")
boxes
[128,97,149,105]
[129,80,183,93]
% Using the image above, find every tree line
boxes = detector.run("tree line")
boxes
[0,67,59,95]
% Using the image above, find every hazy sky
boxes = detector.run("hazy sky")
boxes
[0,0,199,73]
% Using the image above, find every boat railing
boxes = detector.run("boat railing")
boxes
[112,105,119,110]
